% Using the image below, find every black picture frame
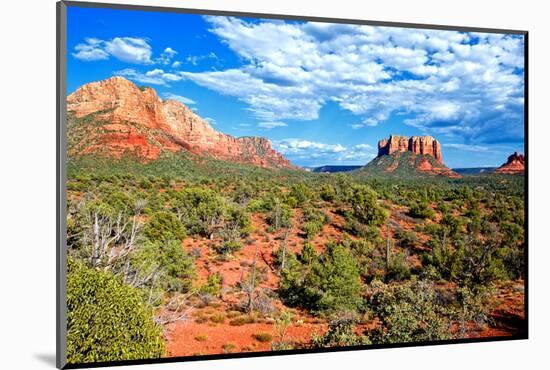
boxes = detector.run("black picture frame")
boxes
[56,1,529,368]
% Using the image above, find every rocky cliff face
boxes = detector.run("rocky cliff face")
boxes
[495,152,525,174]
[378,135,442,162]
[67,77,293,168]
[368,134,458,178]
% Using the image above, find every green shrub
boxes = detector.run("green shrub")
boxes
[280,243,363,315]
[300,242,317,266]
[366,280,452,344]
[319,183,336,201]
[386,250,411,282]
[267,198,292,230]
[198,273,223,298]
[302,221,323,240]
[301,208,329,239]
[312,313,370,347]
[66,258,164,364]
[394,228,419,249]
[346,185,388,227]
[143,211,186,243]
[172,187,227,238]
[289,182,313,206]
[408,201,436,220]
[130,239,195,294]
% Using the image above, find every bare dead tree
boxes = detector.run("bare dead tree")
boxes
[279,228,290,272]
[83,204,144,271]
[155,293,195,325]
[245,243,260,313]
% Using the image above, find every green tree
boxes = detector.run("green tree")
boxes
[66,258,164,364]
[289,182,313,206]
[367,280,452,344]
[280,243,363,315]
[347,185,388,227]
[172,187,227,238]
[267,198,292,230]
[143,211,186,243]
[408,201,436,220]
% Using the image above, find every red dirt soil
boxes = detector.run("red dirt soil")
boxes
[164,204,524,357]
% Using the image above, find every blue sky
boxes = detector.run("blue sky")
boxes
[67,6,525,168]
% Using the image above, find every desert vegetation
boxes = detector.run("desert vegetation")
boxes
[65,153,525,363]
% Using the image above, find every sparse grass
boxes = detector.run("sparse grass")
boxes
[226,310,242,319]
[229,315,256,326]
[253,332,273,343]
[222,342,237,353]
[210,313,226,324]
[194,334,208,342]
[194,314,208,324]
[241,345,256,352]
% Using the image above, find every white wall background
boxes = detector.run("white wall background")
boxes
[1,0,547,369]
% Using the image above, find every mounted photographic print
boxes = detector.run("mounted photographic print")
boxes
[56,1,528,368]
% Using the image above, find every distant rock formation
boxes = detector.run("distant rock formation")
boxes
[67,76,293,168]
[365,134,459,178]
[378,135,442,162]
[495,152,525,174]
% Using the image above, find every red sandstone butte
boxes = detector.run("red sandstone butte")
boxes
[67,76,293,168]
[378,134,442,162]
[495,152,525,174]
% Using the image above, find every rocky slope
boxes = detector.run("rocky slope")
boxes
[67,77,293,168]
[378,134,443,162]
[360,135,460,178]
[495,152,525,174]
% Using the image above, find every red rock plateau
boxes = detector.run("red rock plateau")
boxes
[378,134,443,162]
[375,134,460,177]
[495,152,525,174]
[67,77,293,168]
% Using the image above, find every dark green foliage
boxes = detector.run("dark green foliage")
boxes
[386,250,411,282]
[143,211,186,243]
[171,187,227,238]
[289,182,313,206]
[366,280,452,344]
[394,228,419,249]
[280,243,362,315]
[319,183,336,201]
[267,198,293,230]
[422,229,510,286]
[408,201,436,220]
[312,313,370,347]
[346,185,388,227]
[233,181,256,205]
[343,218,385,239]
[342,238,380,281]
[66,149,525,350]
[130,239,195,294]
[66,258,164,364]
[198,273,223,297]
[301,208,330,239]
[300,242,317,266]
[441,213,464,238]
